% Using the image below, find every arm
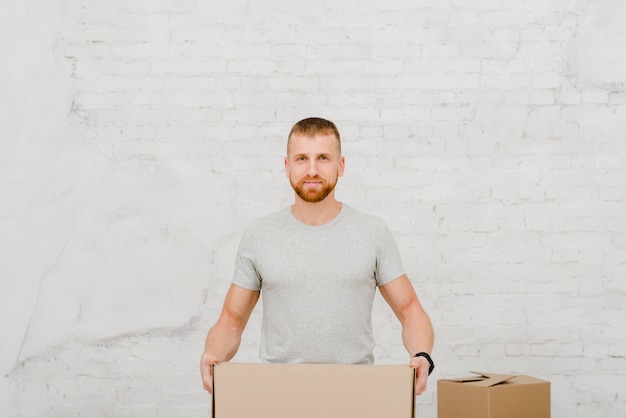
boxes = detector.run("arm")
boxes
[200,284,260,394]
[379,274,434,396]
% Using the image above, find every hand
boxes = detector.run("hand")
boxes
[409,355,430,395]
[200,351,220,394]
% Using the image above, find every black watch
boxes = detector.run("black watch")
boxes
[413,352,435,375]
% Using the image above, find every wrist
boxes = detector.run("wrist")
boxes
[413,352,435,375]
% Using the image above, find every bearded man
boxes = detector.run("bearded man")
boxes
[200,117,435,396]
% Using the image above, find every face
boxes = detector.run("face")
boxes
[284,133,345,203]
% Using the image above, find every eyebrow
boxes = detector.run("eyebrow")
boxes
[292,153,332,159]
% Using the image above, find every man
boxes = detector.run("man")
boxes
[200,117,434,395]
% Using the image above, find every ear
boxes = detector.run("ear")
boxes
[338,156,345,177]
[284,156,290,178]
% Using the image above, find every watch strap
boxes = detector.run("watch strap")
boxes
[413,352,435,375]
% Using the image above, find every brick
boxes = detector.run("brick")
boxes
[582,90,610,104]
[157,406,210,418]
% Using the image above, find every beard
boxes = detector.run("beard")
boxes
[290,175,338,203]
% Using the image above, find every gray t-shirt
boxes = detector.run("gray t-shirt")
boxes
[232,203,405,364]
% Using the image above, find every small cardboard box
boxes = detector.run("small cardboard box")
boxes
[212,362,416,417]
[437,372,550,418]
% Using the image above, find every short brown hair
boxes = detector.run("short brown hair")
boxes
[287,117,341,154]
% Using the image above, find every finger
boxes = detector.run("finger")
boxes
[411,361,429,395]
[200,356,215,394]
[200,365,211,393]
[415,371,428,395]
[203,366,213,394]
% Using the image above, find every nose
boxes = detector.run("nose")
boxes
[306,160,319,176]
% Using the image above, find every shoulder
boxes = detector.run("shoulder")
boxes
[342,204,387,227]
[340,204,391,236]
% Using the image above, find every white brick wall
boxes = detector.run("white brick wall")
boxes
[1,0,625,417]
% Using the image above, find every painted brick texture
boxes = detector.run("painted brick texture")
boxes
[1,0,625,417]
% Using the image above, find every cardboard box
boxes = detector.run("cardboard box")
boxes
[437,372,550,418]
[212,362,416,418]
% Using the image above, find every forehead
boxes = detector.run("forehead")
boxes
[287,133,340,156]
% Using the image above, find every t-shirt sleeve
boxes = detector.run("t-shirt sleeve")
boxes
[232,226,262,291]
[375,219,406,286]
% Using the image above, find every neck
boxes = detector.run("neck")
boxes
[290,195,342,226]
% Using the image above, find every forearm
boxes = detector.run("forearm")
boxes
[200,317,245,394]
[203,318,244,362]
[401,308,434,356]
[403,309,434,396]
[203,284,260,361]
[379,275,435,356]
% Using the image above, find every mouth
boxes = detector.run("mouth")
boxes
[302,177,322,184]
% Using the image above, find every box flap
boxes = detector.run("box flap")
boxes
[468,371,516,387]
[445,376,485,383]
[442,372,515,387]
